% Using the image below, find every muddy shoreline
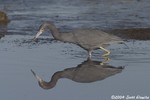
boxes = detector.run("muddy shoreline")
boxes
[106,28,150,40]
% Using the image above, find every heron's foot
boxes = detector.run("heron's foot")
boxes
[102,51,110,57]
[99,46,110,57]
[100,56,110,65]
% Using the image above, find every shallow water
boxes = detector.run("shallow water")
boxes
[0,35,150,100]
[0,0,150,100]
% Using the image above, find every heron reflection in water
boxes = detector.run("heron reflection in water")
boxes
[31,58,124,90]
[33,21,126,57]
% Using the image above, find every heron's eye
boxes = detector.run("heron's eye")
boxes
[41,28,44,31]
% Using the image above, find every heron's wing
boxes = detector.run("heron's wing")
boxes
[61,32,76,43]
[73,29,120,47]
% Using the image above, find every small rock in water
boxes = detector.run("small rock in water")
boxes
[0,11,10,24]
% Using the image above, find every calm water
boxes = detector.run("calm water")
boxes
[0,0,150,100]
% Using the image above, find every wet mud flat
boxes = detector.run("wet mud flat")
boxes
[1,0,150,36]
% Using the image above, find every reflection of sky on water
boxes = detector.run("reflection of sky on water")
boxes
[0,35,150,100]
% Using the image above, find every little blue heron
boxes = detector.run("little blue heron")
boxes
[31,58,124,89]
[33,21,124,57]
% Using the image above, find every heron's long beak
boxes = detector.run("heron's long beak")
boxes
[32,30,43,41]
[31,69,42,82]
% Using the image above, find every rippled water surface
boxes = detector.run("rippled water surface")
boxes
[0,0,150,100]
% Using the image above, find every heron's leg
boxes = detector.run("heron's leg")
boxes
[99,46,110,56]
[88,50,92,58]
[100,56,110,65]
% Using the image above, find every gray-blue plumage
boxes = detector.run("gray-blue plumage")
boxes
[33,22,123,56]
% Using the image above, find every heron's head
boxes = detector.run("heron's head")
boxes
[33,23,50,41]
[31,69,56,89]
[31,69,63,89]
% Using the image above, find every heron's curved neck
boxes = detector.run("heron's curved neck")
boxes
[39,71,63,89]
[46,23,61,40]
